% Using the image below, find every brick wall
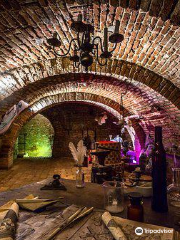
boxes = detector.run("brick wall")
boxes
[0,0,179,168]
[42,103,125,158]
[0,93,144,168]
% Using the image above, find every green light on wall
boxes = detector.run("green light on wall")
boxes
[16,114,54,158]
[24,141,53,158]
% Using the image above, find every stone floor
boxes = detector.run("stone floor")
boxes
[0,158,92,192]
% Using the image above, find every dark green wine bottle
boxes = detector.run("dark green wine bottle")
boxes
[151,126,168,212]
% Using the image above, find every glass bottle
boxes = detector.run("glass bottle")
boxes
[127,192,144,222]
[171,145,179,168]
[76,165,85,188]
[151,126,168,212]
[103,181,124,213]
[167,168,180,224]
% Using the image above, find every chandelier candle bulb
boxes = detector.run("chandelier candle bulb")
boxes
[104,27,108,52]
[74,48,77,55]
[115,20,120,34]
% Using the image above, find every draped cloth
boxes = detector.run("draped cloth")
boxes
[0,100,29,135]
[0,194,59,240]
[0,202,19,240]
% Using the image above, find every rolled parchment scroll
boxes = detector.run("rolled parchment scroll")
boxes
[102,212,127,240]
[0,202,19,240]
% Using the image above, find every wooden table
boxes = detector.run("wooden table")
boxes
[0,178,179,238]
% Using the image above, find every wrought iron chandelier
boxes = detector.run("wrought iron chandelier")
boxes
[47,13,124,71]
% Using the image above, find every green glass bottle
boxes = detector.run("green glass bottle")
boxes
[151,126,168,212]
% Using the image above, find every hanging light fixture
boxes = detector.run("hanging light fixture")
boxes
[47,13,124,72]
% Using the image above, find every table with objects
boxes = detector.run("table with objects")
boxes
[0,179,179,240]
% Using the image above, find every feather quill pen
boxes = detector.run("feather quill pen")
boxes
[69,140,87,165]
[69,142,78,164]
[77,140,86,165]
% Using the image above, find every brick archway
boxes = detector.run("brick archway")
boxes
[0,92,145,169]
[12,74,180,147]
[1,73,180,139]
[0,70,180,168]
[0,0,179,145]
[0,60,180,111]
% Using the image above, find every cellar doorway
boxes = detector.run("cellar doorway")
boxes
[14,114,54,159]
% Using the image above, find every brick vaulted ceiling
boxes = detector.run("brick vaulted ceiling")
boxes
[0,0,180,148]
[0,1,180,83]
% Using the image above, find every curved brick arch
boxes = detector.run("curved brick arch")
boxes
[0,71,180,143]
[0,72,160,111]
[0,72,180,150]
[0,92,145,169]
[0,72,178,145]
[0,1,179,167]
[31,89,180,145]
[0,60,180,110]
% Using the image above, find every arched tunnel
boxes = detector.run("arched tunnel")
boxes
[0,0,180,235]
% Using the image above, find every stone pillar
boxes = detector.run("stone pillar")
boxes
[52,127,71,158]
[0,138,16,168]
[0,110,33,169]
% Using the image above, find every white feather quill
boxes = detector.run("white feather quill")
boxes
[77,140,87,165]
[69,140,87,165]
[69,142,78,163]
